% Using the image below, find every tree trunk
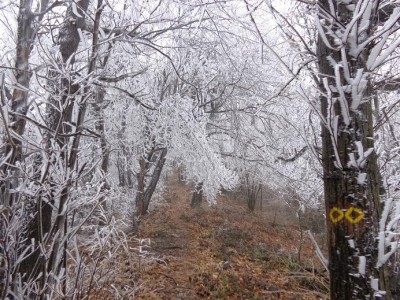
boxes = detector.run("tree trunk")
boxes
[317,1,391,298]
[136,157,149,217]
[135,148,168,217]
[0,0,35,204]
[93,88,110,223]
[143,148,167,213]
[117,102,134,187]
[0,0,53,295]
[191,182,203,208]
[245,175,261,212]
[45,0,96,293]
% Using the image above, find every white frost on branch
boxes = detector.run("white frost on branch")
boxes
[366,7,400,70]
[357,172,367,185]
[358,255,366,275]
[350,68,368,110]
[376,196,400,268]
[334,63,351,126]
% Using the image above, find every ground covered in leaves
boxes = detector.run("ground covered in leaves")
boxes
[86,176,328,299]
[126,179,329,300]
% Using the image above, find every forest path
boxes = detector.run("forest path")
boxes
[132,176,328,299]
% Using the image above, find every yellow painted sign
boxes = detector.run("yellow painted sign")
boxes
[345,207,364,224]
[329,207,364,224]
[329,207,344,223]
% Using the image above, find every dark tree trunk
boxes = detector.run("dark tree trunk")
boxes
[135,148,168,217]
[178,166,186,183]
[0,0,35,204]
[317,1,391,298]
[245,175,261,212]
[191,182,203,208]
[135,157,149,217]
[143,148,167,213]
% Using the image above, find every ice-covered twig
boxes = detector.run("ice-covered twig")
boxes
[308,230,329,272]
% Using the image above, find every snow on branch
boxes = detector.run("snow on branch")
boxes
[277,146,308,162]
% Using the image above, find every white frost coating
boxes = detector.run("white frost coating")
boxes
[77,28,87,49]
[348,143,374,169]
[321,77,343,169]
[355,141,364,159]
[376,231,397,268]
[366,7,400,70]
[369,34,400,70]
[308,231,329,272]
[348,152,357,168]
[330,118,343,169]
[354,141,373,168]
[380,198,393,232]
[356,5,400,57]
[334,63,351,126]
[341,0,367,45]
[315,14,334,50]
[359,3,372,34]
[386,213,400,234]
[71,2,83,18]
[322,77,332,100]
[341,47,351,81]
[357,172,367,185]
[371,277,379,291]
[366,29,391,70]
[99,27,107,39]
[346,4,355,11]
[333,115,339,145]
[350,68,364,110]
[358,256,366,275]
[327,55,338,68]
[359,147,373,168]
[40,155,49,181]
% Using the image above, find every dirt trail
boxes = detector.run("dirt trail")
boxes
[133,179,328,300]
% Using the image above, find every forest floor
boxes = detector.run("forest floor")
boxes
[89,175,329,299]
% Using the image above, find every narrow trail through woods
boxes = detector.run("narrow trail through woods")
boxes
[127,176,329,299]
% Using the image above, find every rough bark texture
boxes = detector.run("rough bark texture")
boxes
[317,1,391,298]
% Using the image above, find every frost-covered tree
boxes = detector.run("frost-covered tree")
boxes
[0,0,121,297]
[315,0,400,298]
